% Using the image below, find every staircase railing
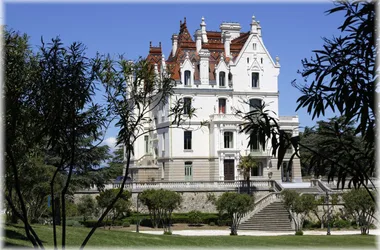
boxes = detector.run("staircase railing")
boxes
[239,192,282,225]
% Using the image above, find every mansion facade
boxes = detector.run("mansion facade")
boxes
[125,16,302,183]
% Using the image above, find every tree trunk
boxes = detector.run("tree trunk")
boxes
[246,176,250,195]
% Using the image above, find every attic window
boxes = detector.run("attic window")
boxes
[253,43,257,50]
[184,70,191,86]
[247,57,250,64]
[261,58,263,64]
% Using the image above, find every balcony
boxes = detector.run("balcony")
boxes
[209,114,241,123]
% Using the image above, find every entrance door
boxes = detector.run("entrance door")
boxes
[281,161,292,182]
[224,159,235,180]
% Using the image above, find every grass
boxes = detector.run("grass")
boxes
[3,223,377,249]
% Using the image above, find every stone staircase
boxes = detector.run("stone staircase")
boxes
[239,201,293,231]
[283,187,321,193]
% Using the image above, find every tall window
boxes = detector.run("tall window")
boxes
[162,133,165,151]
[184,70,191,86]
[185,161,193,181]
[249,99,261,111]
[144,135,149,154]
[183,97,192,115]
[224,132,233,148]
[184,131,192,150]
[250,130,260,151]
[251,162,263,176]
[251,72,259,88]
[253,43,257,50]
[219,71,226,87]
[219,98,226,114]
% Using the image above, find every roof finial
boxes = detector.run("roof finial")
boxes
[159,42,161,47]
[184,17,186,23]
[150,41,152,47]
[180,20,182,26]
[201,16,204,22]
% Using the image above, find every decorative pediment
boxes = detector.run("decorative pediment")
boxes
[248,57,264,72]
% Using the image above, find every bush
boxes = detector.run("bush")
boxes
[333,219,351,229]
[123,221,130,227]
[295,230,304,236]
[188,210,202,225]
[66,220,77,227]
[209,222,215,226]
[163,231,172,235]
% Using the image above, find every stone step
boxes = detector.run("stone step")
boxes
[239,201,292,231]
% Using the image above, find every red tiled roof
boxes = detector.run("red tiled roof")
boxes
[148,18,249,80]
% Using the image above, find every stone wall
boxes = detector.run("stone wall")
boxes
[74,190,269,213]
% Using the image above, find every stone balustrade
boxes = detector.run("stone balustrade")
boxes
[77,180,277,193]
[239,192,282,225]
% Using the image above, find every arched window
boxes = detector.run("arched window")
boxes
[224,132,233,148]
[219,98,226,114]
[184,70,191,86]
[219,71,226,87]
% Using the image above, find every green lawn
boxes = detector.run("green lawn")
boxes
[3,224,377,249]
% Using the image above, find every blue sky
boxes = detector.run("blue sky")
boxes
[6,3,344,149]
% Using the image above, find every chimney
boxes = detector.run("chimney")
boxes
[171,34,178,56]
[195,29,202,52]
[224,32,231,58]
[199,49,210,84]
[200,17,208,43]
[220,22,241,40]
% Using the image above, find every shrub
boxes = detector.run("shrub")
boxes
[163,231,172,235]
[209,222,215,226]
[295,230,303,236]
[333,219,351,229]
[123,221,130,227]
[188,210,202,225]
[66,220,77,227]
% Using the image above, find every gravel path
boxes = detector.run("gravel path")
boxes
[139,229,380,236]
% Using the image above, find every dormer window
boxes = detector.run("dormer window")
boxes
[184,70,191,86]
[219,71,226,87]
[251,72,259,88]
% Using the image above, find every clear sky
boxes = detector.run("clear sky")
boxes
[6,2,344,149]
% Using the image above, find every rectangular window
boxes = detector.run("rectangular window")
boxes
[184,97,191,115]
[162,133,165,151]
[161,162,165,180]
[250,130,259,151]
[219,99,226,114]
[184,131,192,150]
[184,70,191,86]
[253,43,257,50]
[251,162,263,176]
[224,132,233,148]
[219,72,225,87]
[251,72,259,88]
[249,99,261,112]
[185,161,193,181]
[144,135,149,154]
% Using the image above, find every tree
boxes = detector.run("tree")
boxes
[237,155,258,194]
[96,189,131,227]
[342,189,376,235]
[215,192,254,235]
[80,56,198,248]
[138,189,182,233]
[5,29,110,249]
[281,190,317,233]
[77,195,97,222]
[311,194,339,229]
[237,1,376,201]
[291,1,376,190]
